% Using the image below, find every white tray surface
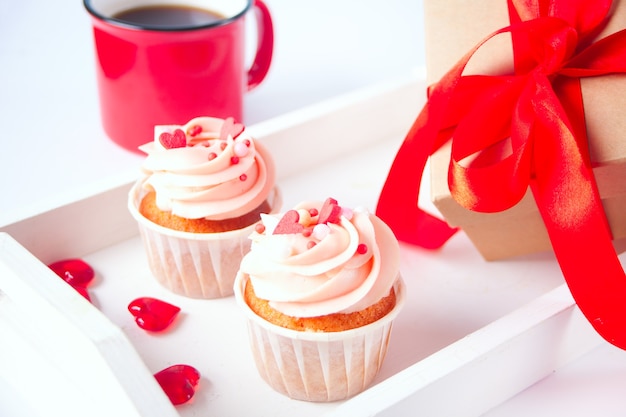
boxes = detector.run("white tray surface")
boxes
[0,75,612,416]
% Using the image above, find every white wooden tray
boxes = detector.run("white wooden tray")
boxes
[0,74,606,416]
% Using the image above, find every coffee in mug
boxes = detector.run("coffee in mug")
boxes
[112,5,225,28]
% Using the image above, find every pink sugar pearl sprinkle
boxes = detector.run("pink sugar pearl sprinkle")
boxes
[234,142,249,157]
[312,223,330,240]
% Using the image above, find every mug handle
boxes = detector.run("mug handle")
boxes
[247,0,274,91]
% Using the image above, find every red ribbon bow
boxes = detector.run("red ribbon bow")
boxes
[377,0,626,348]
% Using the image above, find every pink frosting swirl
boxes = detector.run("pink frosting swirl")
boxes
[239,199,400,317]
[138,117,276,220]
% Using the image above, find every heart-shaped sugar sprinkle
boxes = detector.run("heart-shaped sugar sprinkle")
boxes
[48,258,95,287]
[154,364,200,405]
[219,117,245,140]
[48,258,95,302]
[159,129,187,149]
[318,197,342,224]
[128,297,181,332]
[273,210,305,235]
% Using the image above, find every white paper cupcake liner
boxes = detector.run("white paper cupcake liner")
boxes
[128,180,282,299]
[233,273,406,402]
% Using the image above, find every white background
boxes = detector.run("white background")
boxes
[0,0,424,225]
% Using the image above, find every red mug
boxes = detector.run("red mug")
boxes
[83,0,273,152]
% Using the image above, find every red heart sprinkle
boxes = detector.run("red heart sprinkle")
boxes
[128,297,181,332]
[159,129,187,149]
[48,258,95,301]
[48,258,95,287]
[154,364,200,405]
[318,198,342,224]
[219,117,245,140]
[273,210,304,235]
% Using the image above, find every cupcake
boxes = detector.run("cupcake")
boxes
[234,198,405,402]
[128,116,281,299]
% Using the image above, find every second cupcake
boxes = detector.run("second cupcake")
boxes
[128,116,281,299]
[234,198,405,402]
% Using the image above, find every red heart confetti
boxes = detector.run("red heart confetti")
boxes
[159,129,187,149]
[128,297,181,332]
[48,258,95,301]
[273,210,305,235]
[154,364,200,405]
[318,197,342,224]
[48,258,94,287]
[219,117,244,141]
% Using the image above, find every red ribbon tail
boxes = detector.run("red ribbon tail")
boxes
[376,105,458,249]
[531,77,626,349]
[532,181,626,349]
[411,211,460,249]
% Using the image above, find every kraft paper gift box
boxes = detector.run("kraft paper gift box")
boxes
[424,0,626,260]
